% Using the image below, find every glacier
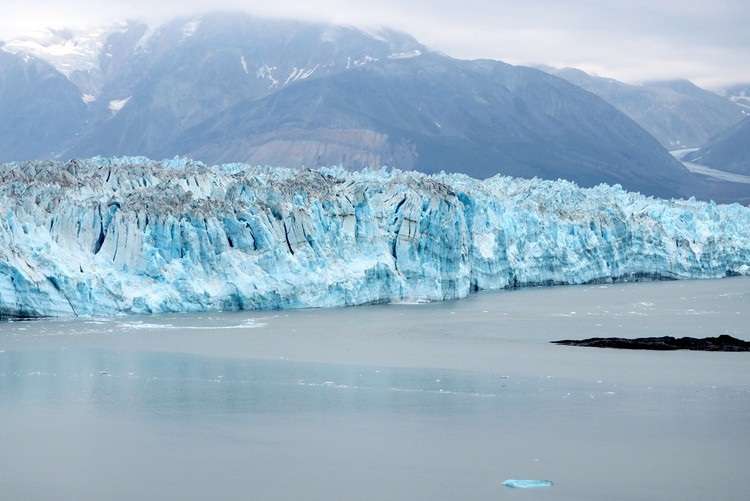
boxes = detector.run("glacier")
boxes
[0,157,749,318]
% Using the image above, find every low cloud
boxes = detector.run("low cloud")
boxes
[1,0,748,87]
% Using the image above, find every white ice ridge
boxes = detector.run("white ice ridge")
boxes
[1,157,749,317]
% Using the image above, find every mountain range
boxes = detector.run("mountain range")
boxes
[539,66,745,150]
[1,12,749,203]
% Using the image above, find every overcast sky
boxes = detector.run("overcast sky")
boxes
[1,0,748,88]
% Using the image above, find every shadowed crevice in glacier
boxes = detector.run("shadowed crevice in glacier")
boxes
[0,157,749,318]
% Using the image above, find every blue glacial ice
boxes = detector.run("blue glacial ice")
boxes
[0,157,749,317]
[502,479,554,489]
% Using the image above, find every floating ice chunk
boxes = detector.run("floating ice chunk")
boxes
[502,479,553,489]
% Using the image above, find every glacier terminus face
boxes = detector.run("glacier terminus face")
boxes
[0,157,749,318]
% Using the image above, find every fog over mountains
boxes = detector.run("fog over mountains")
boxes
[1,11,748,202]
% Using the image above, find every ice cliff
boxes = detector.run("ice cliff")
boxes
[1,157,749,317]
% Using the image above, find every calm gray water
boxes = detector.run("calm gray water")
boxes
[1,278,749,501]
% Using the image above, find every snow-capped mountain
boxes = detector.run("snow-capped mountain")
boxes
[2,26,111,93]
[1,22,147,98]
[539,66,745,149]
[2,14,418,116]
[63,13,430,162]
[172,52,690,199]
[1,157,748,318]
[1,11,748,203]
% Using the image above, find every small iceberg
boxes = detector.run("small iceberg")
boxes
[502,479,554,489]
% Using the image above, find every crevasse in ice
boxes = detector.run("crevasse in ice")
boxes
[1,157,748,317]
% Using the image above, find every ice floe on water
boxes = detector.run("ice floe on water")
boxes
[293,379,499,398]
[116,318,266,331]
[502,479,554,489]
[390,298,432,305]
[681,309,720,316]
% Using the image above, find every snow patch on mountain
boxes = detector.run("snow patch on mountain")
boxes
[181,19,202,40]
[256,64,279,87]
[728,92,750,113]
[108,97,131,114]
[284,65,319,85]
[388,50,422,59]
[346,55,380,69]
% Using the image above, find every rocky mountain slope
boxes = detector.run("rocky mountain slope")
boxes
[723,83,750,113]
[0,50,87,160]
[541,66,745,149]
[174,53,690,197]
[684,117,750,175]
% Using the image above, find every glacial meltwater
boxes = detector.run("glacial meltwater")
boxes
[1,278,749,501]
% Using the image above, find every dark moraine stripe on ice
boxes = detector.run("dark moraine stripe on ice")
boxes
[552,335,750,352]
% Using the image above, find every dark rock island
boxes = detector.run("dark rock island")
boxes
[552,334,750,352]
